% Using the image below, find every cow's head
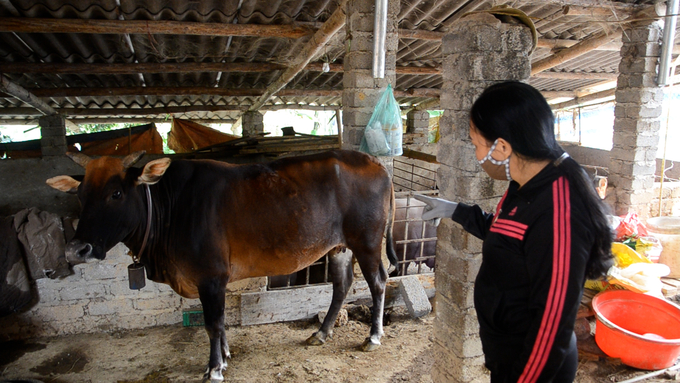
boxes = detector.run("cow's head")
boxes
[47,151,171,264]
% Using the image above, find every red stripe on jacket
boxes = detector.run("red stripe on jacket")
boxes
[518,177,571,383]
[489,219,527,240]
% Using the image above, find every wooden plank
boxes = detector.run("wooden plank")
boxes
[240,273,434,326]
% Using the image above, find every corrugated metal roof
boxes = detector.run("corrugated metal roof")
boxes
[0,0,669,124]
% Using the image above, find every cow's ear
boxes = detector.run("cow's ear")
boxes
[46,175,80,194]
[137,158,171,185]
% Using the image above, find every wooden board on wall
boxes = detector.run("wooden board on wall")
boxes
[240,274,434,326]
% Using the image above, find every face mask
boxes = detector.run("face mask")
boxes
[478,139,512,181]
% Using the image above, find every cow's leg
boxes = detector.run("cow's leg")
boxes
[198,278,230,383]
[306,251,353,346]
[353,248,388,352]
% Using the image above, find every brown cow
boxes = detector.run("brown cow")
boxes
[46,150,397,382]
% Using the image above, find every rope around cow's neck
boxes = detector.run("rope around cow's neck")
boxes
[133,184,152,263]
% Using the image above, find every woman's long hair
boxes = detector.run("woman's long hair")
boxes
[470,81,613,279]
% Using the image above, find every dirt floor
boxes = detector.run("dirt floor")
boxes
[0,305,677,383]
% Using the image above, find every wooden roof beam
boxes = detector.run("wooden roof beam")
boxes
[0,62,440,75]
[247,0,348,112]
[25,86,445,99]
[0,17,313,38]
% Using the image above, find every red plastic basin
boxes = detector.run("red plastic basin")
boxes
[592,290,680,370]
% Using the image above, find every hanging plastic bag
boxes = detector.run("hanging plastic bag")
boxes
[360,84,403,157]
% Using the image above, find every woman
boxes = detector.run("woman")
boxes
[415,81,613,383]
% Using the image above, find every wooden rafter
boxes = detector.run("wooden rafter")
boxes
[0,17,313,38]
[551,88,616,110]
[531,30,623,75]
[533,71,618,80]
[0,75,56,116]
[247,0,348,112]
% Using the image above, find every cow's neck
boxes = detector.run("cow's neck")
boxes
[125,183,157,262]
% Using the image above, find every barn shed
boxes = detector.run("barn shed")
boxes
[2,0,680,382]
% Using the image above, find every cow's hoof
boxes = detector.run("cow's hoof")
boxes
[306,332,326,346]
[360,337,381,352]
[202,366,225,382]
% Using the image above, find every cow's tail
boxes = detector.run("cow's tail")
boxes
[385,183,398,268]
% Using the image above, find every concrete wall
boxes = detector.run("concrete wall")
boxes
[0,157,82,217]
[0,243,260,340]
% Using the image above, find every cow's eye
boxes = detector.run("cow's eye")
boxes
[111,190,122,200]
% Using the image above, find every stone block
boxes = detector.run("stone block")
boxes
[398,275,432,318]
[344,50,374,69]
[340,108,372,127]
[81,262,126,281]
[343,90,380,109]
[347,0,375,14]
[347,13,375,34]
[226,276,267,293]
[133,296,180,312]
[432,340,487,383]
[436,248,482,283]
[342,71,375,88]
[88,298,133,316]
[59,283,107,301]
[434,292,479,335]
[342,127,365,148]
[620,41,661,58]
[624,25,661,44]
[505,23,534,52]
[33,303,85,323]
[436,270,475,309]
[433,313,483,357]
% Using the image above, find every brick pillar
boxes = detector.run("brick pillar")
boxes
[406,110,429,144]
[342,0,399,154]
[609,19,663,219]
[434,13,532,383]
[242,111,264,137]
[39,114,67,157]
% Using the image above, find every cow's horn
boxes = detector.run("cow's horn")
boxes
[66,151,92,168]
[122,150,146,169]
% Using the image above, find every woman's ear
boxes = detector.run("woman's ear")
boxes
[494,138,513,159]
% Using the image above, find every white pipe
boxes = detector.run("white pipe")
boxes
[657,0,679,86]
[372,0,388,79]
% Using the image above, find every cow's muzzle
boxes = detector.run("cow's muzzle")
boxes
[65,239,94,264]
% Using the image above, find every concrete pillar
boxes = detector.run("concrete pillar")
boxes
[609,19,663,219]
[242,111,264,137]
[342,0,399,152]
[434,13,533,383]
[39,114,67,157]
[406,110,429,144]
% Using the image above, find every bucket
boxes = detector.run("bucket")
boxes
[592,290,680,370]
[646,217,680,278]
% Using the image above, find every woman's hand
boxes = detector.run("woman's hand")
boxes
[413,194,458,227]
